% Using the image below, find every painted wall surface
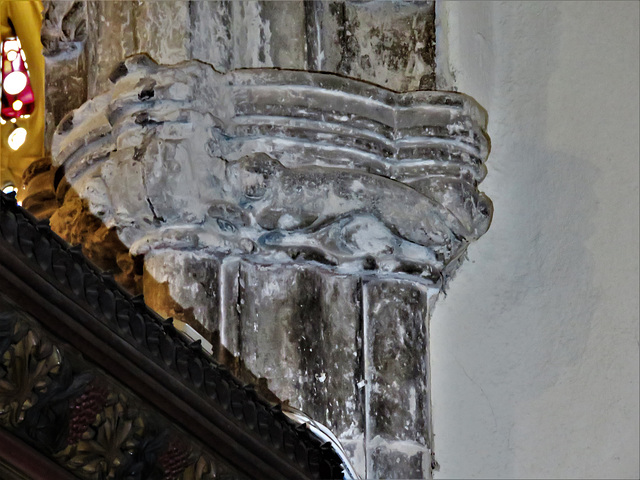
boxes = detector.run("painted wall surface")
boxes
[431,2,639,478]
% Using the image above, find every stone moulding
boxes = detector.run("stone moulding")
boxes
[51,54,492,285]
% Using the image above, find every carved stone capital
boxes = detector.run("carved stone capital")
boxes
[52,54,491,284]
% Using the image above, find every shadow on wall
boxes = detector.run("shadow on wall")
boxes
[433,2,601,478]
[497,4,601,475]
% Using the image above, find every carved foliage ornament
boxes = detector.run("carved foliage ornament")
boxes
[0,325,62,427]
[52,55,492,285]
[0,301,243,480]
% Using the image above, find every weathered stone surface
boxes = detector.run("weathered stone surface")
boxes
[305,1,436,91]
[46,0,435,95]
[243,1,307,70]
[43,0,436,154]
[135,1,190,65]
[143,249,222,336]
[54,0,309,102]
[364,279,432,445]
[368,439,432,480]
[41,1,88,153]
[235,261,364,438]
[44,53,87,154]
[41,0,87,56]
[20,157,57,219]
[85,1,138,98]
[218,256,242,357]
[140,252,282,404]
[191,1,305,72]
[48,59,492,477]
[189,0,234,71]
[341,439,366,479]
[363,278,434,478]
[51,57,491,283]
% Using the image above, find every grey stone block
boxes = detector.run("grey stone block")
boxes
[363,278,434,458]
[135,1,190,66]
[368,439,432,480]
[143,250,223,335]
[305,1,436,91]
[189,0,234,71]
[86,1,138,97]
[235,261,364,438]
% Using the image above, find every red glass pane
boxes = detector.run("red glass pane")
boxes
[1,37,35,120]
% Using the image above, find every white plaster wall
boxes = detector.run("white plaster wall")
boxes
[431,2,639,478]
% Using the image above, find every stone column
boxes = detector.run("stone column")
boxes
[48,56,491,479]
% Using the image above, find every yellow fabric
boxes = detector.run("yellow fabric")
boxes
[0,0,44,191]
